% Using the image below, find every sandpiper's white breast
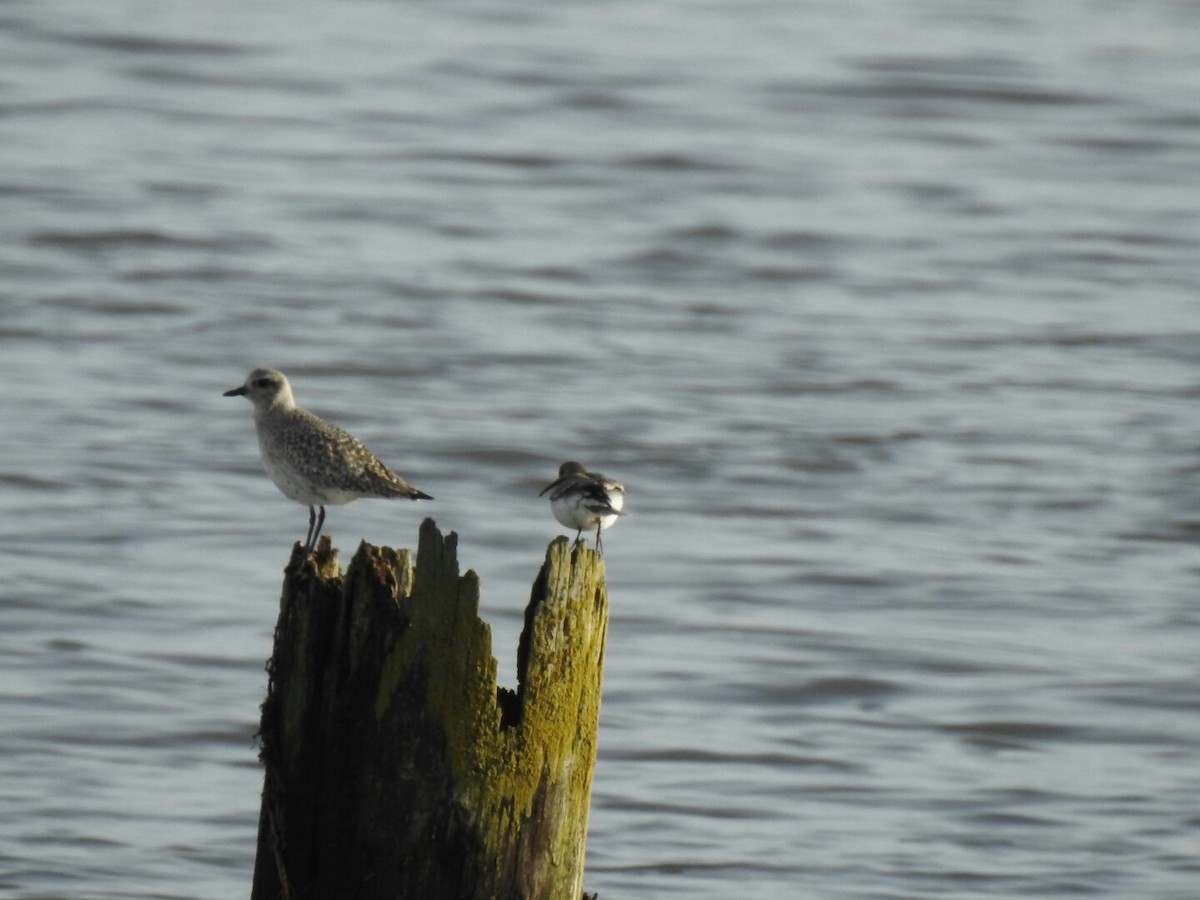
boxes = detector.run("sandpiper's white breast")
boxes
[551,493,603,530]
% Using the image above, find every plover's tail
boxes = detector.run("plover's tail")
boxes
[381,479,432,501]
[362,456,433,501]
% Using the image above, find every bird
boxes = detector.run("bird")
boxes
[539,461,625,553]
[223,367,431,553]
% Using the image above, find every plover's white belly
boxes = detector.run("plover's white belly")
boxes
[258,433,364,506]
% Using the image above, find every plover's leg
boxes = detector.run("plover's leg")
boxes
[304,505,318,550]
[595,523,604,554]
[309,505,327,551]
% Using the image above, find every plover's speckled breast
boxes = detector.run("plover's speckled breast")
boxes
[255,405,419,506]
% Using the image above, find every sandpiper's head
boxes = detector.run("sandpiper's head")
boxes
[539,460,589,496]
[558,461,588,478]
[223,368,295,412]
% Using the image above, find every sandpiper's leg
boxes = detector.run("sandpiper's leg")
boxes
[595,523,604,554]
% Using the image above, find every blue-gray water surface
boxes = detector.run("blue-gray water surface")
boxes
[2,1,1199,897]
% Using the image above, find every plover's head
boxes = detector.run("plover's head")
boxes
[223,367,295,412]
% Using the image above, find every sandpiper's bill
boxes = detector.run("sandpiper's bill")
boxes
[224,368,431,552]
[539,460,625,553]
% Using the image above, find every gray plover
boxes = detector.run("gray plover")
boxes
[539,461,625,553]
[224,367,432,552]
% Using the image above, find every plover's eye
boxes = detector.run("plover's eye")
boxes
[254,378,272,388]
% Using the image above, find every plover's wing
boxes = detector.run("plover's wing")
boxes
[276,409,431,500]
[353,446,433,499]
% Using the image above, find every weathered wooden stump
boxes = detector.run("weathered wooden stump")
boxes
[250,518,609,900]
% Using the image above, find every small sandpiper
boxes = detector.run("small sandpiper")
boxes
[539,461,625,553]
[224,367,432,552]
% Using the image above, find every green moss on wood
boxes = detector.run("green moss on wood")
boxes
[252,519,609,900]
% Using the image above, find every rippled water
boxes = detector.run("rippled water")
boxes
[3,0,1200,897]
